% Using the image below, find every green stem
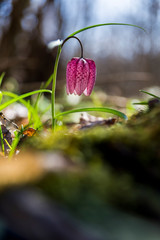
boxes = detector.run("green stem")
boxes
[0,125,4,155]
[51,45,62,129]
[49,23,145,130]
[61,36,83,58]
[51,36,84,129]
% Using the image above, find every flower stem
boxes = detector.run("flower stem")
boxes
[51,45,62,129]
[61,36,83,58]
[51,35,83,130]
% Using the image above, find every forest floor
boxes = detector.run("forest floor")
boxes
[0,91,160,240]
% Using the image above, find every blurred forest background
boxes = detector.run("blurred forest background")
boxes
[0,0,160,97]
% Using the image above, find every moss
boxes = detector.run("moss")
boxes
[22,105,160,220]
[35,165,160,221]
[24,106,160,185]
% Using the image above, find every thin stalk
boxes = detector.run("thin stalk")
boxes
[55,107,127,120]
[4,138,12,150]
[45,36,84,92]
[9,132,20,158]
[0,125,4,155]
[51,45,62,129]
[61,36,83,58]
[51,36,84,129]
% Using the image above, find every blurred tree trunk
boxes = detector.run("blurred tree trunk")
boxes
[0,0,56,92]
[0,0,29,58]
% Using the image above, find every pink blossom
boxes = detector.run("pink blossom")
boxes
[66,57,96,96]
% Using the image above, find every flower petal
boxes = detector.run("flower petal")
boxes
[66,57,79,94]
[84,59,96,96]
[74,58,89,96]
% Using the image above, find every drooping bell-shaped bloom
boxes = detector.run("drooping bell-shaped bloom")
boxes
[66,57,96,96]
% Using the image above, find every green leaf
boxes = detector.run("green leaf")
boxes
[0,89,52,111]
[140,90,160,100]
[68,23,146,37]
[0,91,3,105]
[9,131,20,158]
[55,107,127,120]
[2,91,34,108]
[34,82,45,110]
[2,91,42,128]
[0,72,5,88]
[0,125,5,154]
[133,101,148,105]
[44,73,54,89]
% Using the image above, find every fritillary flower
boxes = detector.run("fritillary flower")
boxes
[66,57,96,96]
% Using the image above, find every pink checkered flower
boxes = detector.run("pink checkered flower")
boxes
[66,57,96,96]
